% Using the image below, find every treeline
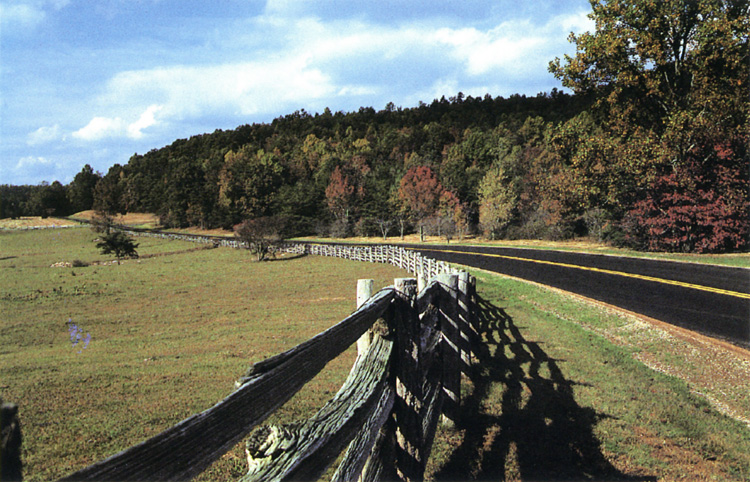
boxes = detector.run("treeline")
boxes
[1,165,99,220]
[2,90,588,232]
[4,1,748,253]
[93,90,590,239]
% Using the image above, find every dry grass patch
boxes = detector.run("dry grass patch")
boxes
[71,210,161,228]
[0,216,80,229]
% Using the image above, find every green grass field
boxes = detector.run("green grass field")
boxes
[2,227,749,481]
[0,228,409,481]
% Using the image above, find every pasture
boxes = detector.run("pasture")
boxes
[2,227,749,481]
[0,227,408,481]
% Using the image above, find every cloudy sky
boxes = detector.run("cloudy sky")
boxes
[1,0,593,186]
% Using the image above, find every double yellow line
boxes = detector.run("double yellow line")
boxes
[414,247,750,300]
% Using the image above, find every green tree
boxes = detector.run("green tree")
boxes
[34,181,70,218]
[218,147,283,223]
[549,0,749,251]
[478,164,518,240]
[96,231,139,264]
[550,0,749,131]
[67,164,101,213]
[93,164,127,216]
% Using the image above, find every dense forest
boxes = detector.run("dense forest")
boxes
[3,0,748,253]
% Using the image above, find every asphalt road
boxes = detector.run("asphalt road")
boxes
[405,244,750,348]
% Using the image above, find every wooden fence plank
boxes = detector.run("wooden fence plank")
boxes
[59,289,395,482]
[241,333,394,482]
[330,382,395,482]
[392,278,434,482]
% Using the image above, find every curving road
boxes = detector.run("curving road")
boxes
[405,244,750,349]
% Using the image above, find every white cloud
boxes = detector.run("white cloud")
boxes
[98,55,338,123]
[72,116,127,141]
[68,8,592,143]
[15,155,53,170]
[27,124,62,145]
[72,105,165,142]
[432,24,546,76]
[0,3,46,30]
[0,0,71,31]
[127,104,162,139]
[558,10,595,34]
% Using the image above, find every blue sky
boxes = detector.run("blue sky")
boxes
[1,0,593,186]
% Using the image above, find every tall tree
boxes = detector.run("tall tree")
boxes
[550,0,749,131]
[218,146,283,223]
[325,165,362,222]
[93,164,127,216]
[35,181,70,217]
[397,166,444,223]
[67,164,101,213]
[549,0,749,251]
[478,164,518,240]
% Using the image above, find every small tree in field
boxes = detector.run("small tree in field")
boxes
[96,231,139,264]
[234,216,286,261]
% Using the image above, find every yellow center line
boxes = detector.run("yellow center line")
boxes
[412,247,750,300]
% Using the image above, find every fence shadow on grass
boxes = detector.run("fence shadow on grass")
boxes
[268,252,308,262]
[433,295,655,482]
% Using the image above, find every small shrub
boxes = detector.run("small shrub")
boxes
[234,216,286,261]
[328,218,351,238]
[95,231,139,264]
[71,259,90,268]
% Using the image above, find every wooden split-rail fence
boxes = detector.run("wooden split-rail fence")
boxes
[4,224,480,482]
[53,271,476,482]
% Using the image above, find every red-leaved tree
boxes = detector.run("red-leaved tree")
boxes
[397,166,443,222]
[325,166,360,222]
[627,140,749,253]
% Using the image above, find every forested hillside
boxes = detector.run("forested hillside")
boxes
[3,0,747,253]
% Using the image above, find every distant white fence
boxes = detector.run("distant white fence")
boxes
[121,228,461,284]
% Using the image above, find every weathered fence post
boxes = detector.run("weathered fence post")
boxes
[356,279,375,355]
[436,273,461,423]
[457,272,477,372]
[392,277,424,482]
[1,399,22,482]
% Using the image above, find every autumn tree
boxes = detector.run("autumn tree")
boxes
[437,190,468,242]
[550,0,748,130]
[478,164,518,240]
[550,0,749,251]
[325,165,362,223]
[397,166,445,240]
